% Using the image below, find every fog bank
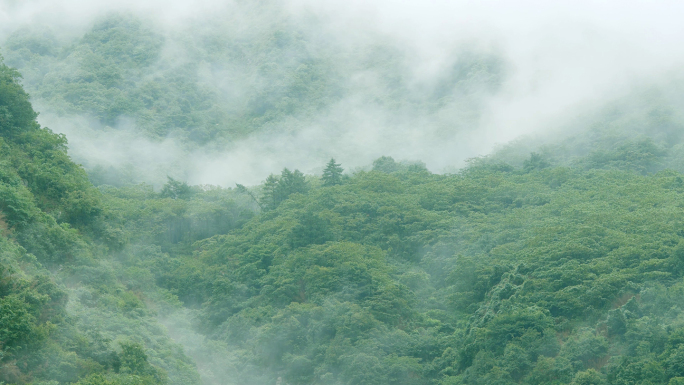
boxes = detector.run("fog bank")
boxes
[2,1,684,186]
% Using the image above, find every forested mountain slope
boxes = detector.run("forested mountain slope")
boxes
[89,93,684,384]
[6,11,684,385]
[116,158,684,385]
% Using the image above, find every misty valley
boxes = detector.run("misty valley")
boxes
[4,2,684,385]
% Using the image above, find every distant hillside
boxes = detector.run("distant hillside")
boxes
[487,77,684,175]
[1,9,505,186]
[2,11,503,145]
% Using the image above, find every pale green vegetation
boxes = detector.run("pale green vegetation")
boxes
[5,9,684,385]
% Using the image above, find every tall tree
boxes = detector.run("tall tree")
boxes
[277,168,308,199]
[260,169,309,211]
[160,177,194,200]
[259,174,280,211]
[372,156,400,173]
[322,158,344,186]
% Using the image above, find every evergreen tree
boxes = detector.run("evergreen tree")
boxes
[160,177,194,199]
[372,156,400,173]
[278,168,308,197]
[322,158,344,186]
[259,174,280,211]
[523,152,550,173]
[277,168,295,203]
[259,168,308,211]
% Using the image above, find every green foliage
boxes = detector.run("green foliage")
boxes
[0,294,43,352]
[259,168,308,211]
[159,177,195,200]
[373,156,402,173]
[0,56,197,385]
[572,369,606,385]
[128,148,684,384]
[0,61,37,137]
[322,158,344,187]
[12,13,684,384]
[118,342,165,383]
[579,139,666,174]
[523,152,551,172]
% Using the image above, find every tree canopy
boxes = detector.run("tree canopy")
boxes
[322,158,344,186]
[7,11,684,385]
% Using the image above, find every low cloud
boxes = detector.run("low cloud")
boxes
[3,0,684,187]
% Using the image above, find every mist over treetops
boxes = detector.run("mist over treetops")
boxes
[3,2,684,385]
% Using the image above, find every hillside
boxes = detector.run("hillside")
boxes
[4,8,684,385]
[109,157,684,385]
[1,10,503,186]
[0,55,201,385]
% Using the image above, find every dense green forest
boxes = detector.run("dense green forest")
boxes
[6,8,684,385]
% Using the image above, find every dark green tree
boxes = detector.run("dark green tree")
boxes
[160,177,194,200]
[259,169,308,211]
[322,158,344,186]
[259,174,280,211]
[372,156,401,173]
[0,58,38,137]
[277,168,308,198]
[523,152,550,172]
[571,369,606,385]
[119,342,156,376]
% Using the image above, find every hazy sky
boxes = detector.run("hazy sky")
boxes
[2,0,684,186]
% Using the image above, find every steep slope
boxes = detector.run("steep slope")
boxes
[0,55,200,385]
[7,11,684,384]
